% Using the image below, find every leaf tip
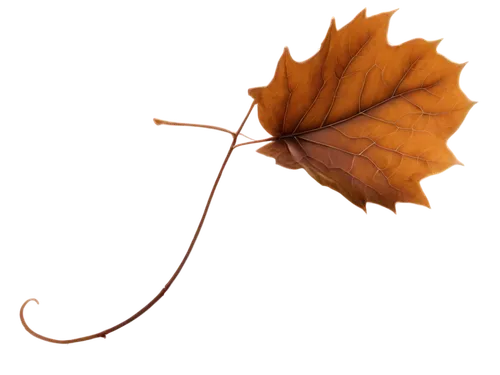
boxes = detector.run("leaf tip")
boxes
[358,202,370,215]
[387,7,403,17]
[283,46,291,56]
[358,4,368,18]
[459,61,471,71]
[414,198,431,210]
[248,87,262,101]
[430,38,444,48]
[327,14,338,28]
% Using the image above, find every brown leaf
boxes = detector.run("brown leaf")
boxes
[249,9,474,212]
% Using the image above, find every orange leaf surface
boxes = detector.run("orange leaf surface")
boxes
[249,10,474,212]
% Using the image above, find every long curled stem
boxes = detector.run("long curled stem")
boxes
[20,101,256,344]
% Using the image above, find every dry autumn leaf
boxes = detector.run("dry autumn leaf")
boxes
[249,9,474,212]
[20,9,474,345]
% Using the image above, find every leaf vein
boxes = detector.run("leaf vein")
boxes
[320,35,372,128]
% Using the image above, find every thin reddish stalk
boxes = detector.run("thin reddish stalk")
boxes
[153,118,235,137]
[20,101,256,344]
[233,136,277,149]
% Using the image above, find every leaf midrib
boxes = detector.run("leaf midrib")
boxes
[279,80,441,141]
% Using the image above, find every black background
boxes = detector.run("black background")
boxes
[12,1,492,358]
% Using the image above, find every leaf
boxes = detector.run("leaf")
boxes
[249,9,474,212]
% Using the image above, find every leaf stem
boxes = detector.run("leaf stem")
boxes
[20,101,256,344]
[153,117,236,137]
[233,136,277,149]
[153,118,279,149]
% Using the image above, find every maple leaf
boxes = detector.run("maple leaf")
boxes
[19,9,475,346]
[249,9,474,212]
